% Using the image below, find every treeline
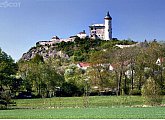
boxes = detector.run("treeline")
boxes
[1,38,165,101]
[89,40,165,96]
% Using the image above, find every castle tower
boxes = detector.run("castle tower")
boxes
[104,11,112,40]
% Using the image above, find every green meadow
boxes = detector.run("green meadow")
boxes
[1,107,165,119]
[14,96,145,108]
[1,96,165,119]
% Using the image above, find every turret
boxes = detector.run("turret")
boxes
[104,11,112,40]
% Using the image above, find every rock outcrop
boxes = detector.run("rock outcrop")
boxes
[21,45,69,61]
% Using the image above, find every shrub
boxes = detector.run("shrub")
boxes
[0,91,10,110]
[0,91,11,102]
[58,82,83,97]
[161,89,165,95]
[142,77,163,106]
[0,99,7,109]
[0,104,7,110]
[129,89,141,95]
[0,90,17,109]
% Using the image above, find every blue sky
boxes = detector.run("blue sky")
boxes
[0,0,165,61]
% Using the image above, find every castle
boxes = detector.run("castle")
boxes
[89,11,112,40]
[37,12,112,46]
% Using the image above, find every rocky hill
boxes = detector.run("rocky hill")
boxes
[20,38,140,62]
[20,37,100,62]
[21,44,69,61]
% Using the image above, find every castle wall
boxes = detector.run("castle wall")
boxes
[89,25,105,39]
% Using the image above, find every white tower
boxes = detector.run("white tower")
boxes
[104,11,112,40]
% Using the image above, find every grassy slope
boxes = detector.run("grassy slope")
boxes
[1,96,165,119]
[13,96,145,108]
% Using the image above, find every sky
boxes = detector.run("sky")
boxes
[0,0,165,61]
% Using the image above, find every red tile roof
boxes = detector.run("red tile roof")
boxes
[78,62,90,67]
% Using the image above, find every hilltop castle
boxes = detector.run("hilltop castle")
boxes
[37,12,112,46]
[89,11,112,40]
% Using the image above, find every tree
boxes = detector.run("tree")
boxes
[88,49,116,93]
[134,48,147,91]
[41,59,64,97]
[0,48,17,87]
[64,64,84,96]
[18,55,65,98]
[110,48,130,95]
[0,48,17,108]
[142,77,163,106]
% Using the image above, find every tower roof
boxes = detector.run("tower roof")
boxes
[104,11,112,20]
[52,36,59,39]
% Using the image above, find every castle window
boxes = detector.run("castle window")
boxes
[92,31,96,34]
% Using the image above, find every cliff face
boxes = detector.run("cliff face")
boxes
[21,45,69,61]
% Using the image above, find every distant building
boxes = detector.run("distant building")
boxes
[77,30,87,39]
[77,62,90,70]
[115,44,137,48]
[89,11,112,40]
[36,40,52,46]
[51,36,60,43]
[156,57,164,66]
[68,36,77,41]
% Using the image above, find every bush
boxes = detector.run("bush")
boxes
[58,82,83,97]
[142,77,163,106]
[0,90,17,109]
[0,100,7,109]
[0,91,10,110]
[0,104,7,110]
[161,89,165,95]
[129,89,141,95]
[0,91,11,103]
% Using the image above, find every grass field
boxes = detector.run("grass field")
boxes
[1,107,165,119]
[1,96,165,119]
[13,96,146,108]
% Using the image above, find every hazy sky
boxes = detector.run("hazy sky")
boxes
[0,0,165,61]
